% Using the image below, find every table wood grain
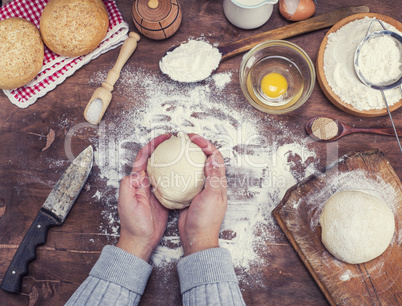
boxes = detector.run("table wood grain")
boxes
[0,0,401,305]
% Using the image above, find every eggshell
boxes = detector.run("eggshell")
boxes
[279,0,316,22]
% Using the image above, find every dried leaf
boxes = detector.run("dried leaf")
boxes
[41,128,56,152]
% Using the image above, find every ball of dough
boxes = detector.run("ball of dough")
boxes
[147,132,207,210]
[0,17,44,90]
[40,0,109,57]
[319,190,395,264]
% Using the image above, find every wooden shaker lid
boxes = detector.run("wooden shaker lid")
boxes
[132,0,182,40]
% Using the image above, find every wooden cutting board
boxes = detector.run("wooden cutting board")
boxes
[272,149,402,305]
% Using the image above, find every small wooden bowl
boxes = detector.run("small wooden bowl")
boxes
[316,13,402,117]
[132,0,182,40]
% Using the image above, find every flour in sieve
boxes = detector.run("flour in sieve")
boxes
[324,17,402,111]
[359,35,401,85]
[88,67,320,286]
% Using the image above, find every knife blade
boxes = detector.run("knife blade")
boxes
[1,145,93,294]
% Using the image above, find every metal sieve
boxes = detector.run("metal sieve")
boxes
[354,19,402,153]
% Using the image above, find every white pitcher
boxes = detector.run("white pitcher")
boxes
[223,0,278,30]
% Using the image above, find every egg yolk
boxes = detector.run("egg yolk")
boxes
[261,73,288,98]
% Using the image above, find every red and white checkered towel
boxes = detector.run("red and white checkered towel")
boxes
[0,0,129,108]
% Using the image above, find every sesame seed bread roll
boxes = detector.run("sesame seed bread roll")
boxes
[40,0,109,57]
[0,17,44,90]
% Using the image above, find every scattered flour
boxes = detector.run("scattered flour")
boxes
[339,269,352,281]
[212,72,232,89]
[92,190,102,200]
[87,67,319,285]
[324,17,402,111]
[159,40,222,83]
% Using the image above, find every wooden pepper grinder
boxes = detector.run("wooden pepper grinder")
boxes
[132,0,182,40]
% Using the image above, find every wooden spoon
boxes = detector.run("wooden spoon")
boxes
[160,6,369,82]
[306,116,402,142]
[84,32,140,125]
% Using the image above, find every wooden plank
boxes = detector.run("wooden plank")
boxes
[273,149,402,305]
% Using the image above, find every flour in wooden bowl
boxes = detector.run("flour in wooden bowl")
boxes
[324,17,402,111]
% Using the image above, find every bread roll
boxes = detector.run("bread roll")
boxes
[0,17,44,90]
[40,0,109,57]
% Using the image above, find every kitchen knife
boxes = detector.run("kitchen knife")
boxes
[1,145,93,294]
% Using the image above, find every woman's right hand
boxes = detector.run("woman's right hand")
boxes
[178,133,228,256]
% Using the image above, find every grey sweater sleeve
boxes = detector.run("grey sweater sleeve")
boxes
[177,248,246,306]
[65,245,152,306]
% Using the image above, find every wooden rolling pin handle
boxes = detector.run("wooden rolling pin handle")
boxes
[219,5,369,61]
[103,32,141,91]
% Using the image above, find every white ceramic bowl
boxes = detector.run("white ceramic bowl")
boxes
[223,0,278,30]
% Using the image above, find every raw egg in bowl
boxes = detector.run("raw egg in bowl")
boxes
[239,40,315,114]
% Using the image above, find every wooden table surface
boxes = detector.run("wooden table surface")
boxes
[0,0,401,305]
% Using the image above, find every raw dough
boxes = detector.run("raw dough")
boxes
[319,190,395,264]
[39,0,109,57]
[147,132,207,210]
[0,17,44,90]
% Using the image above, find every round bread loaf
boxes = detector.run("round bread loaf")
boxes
[40,0,109,57]
[0,17,44,90]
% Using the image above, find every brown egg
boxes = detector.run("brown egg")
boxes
[279,0,316,21]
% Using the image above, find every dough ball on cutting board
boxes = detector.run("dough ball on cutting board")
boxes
[319,190,395,264]
[147,132,207,210]
[0,17,44,90]
[40,0,109,57]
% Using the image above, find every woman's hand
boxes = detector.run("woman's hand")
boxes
[178,133,228,256]
[116,133,171,262]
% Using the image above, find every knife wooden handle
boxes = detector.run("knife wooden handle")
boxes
[1,209,60,293]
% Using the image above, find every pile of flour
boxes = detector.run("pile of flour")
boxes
[88,66,319,284]
[159,40,222,83]
[324,17,402,111]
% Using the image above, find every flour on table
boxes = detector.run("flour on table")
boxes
[89,66,319,285]
[324,17,402,111]
[92,190,102,200]
[212,72,232,90]
[339,270,352,281]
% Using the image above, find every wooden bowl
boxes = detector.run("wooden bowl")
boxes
[316,13,402,117]
[132,0,182,40]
